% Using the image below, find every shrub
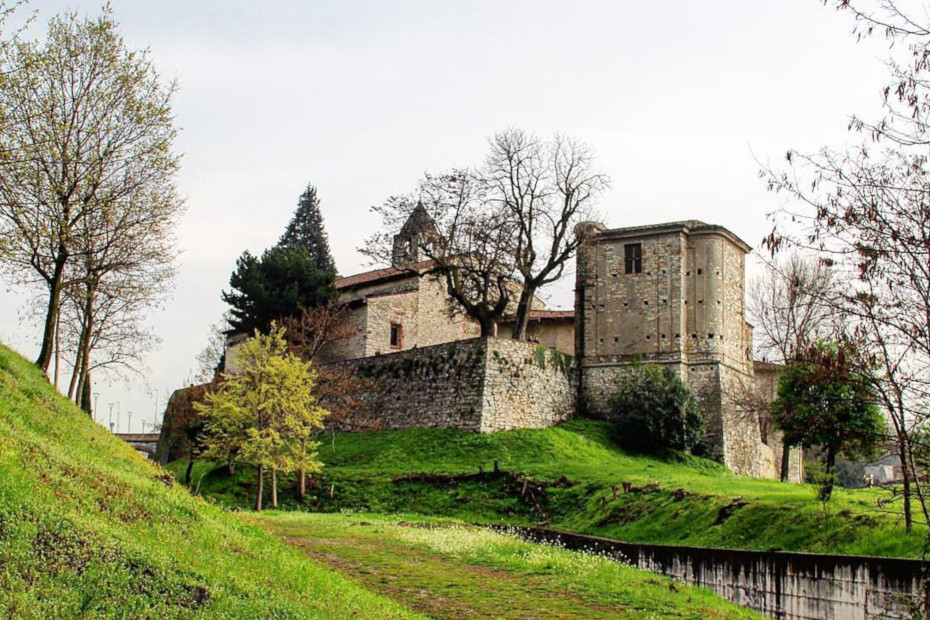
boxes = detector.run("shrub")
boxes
[608,364,704,453]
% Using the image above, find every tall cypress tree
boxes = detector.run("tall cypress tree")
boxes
[277,184,336,273]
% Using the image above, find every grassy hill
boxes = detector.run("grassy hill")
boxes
[0,343,763,619]
[0,344,424,619]
[175,420,926,558]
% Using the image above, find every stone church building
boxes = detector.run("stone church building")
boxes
[224,209,795,478]
[314,205,575,362]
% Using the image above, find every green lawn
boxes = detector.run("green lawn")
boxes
[254,511,763,620]
[173,420,926,558]
[0,344,424,619]
[0,342,762,619]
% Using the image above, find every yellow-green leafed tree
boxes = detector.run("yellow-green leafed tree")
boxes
[196,325,328,510]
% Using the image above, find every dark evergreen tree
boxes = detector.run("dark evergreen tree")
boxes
[277,184,336,273]
[222,246,336,335]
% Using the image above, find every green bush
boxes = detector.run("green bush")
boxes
[608,363,704,453]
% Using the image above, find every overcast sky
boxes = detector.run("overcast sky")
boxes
[0,1,897,432]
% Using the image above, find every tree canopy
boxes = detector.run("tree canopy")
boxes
[277,184,336,273]
[222,246,336,335]
[196,325,328,510]
[771,342,885,499]
[0,8,182,404]
[608,363,704,454]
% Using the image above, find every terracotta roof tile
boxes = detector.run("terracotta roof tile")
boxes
[335,260,434,289]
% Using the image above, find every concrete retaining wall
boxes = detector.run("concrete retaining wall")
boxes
[506,527,926,620]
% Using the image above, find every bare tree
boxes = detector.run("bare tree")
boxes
[364,129,607,338]
[761,0,930,526]
[0,8,181,374]
[59,273,163,412]
[748,253,839,364]
[193,314,232,385]
[485,129,609,339]
[365,170,519,336]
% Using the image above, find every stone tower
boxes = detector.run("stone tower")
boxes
[574,220,766,475]
[392,203,440,267]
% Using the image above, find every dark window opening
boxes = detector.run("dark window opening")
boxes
[390,323,403,348]
[697,268,703,275]
[624,243,642,274]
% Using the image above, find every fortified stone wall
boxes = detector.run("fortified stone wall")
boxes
[336,337,575,433]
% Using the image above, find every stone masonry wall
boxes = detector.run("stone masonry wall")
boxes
[480,338,576,431]
[336,337,575,433]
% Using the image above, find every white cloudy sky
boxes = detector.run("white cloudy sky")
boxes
[0,0,898,432]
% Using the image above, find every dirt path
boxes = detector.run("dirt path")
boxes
[255,514,755,620]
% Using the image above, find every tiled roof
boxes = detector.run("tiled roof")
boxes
[335,260,433,290]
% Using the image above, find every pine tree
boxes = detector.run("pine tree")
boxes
[278,184,336,273]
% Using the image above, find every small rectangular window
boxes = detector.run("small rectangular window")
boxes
[390,323,402,348]
[624,243,642,274]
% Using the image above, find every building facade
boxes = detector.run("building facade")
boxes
[574,220,776,476]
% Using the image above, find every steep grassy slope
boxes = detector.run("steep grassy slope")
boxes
[0,345,423,619]
[176,421,926,558]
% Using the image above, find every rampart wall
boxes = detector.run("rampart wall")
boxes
[337,337,576,433]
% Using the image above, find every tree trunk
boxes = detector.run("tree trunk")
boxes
[53,310,61,389]
[477,314,495,337]
[898,437,913,532]
[904,440,930,527]
[80,372,92,417]
[76,284,96,414]
[67,356,81,401]
[824,447,837,501]
[255,464,264,511]
[185,445,195,486]
[271,468,278,509]
[298,437,307,501]
[510,286,536,341]
[779,442,791,482]
[228,462,235,475]
[36,252,68,373]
